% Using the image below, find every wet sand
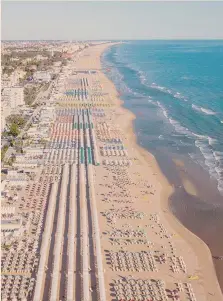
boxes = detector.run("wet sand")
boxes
[170,157,223,292]
[141,145,223,292]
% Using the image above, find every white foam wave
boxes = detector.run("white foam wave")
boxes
[104,58,223,195]
[214,151,223,161]
[156,101,197,138]
[195,140,223,195]
[208,137,217,146]
[195,141,217,171]
[157,101,169,119]
[151,83,171,94]
[173,93,188,102]
[155,101,216,144]
[148,99,157,105]
[138,70,147,84]
[150,82,187,102]
[169,118,191,136]
[188,153,206,167]
[156,100,223,195]
[192,133,207,140]
[192,104,216,115]
[200,107,216,115]
[107,64,138,97]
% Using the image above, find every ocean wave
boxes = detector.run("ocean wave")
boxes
[156,101,208,140]
[173,93,188,101]
[179,140,192,146]
[169,118,191,136]
[103,50,223,195]
[121,66,187,103]
[195,140,223,195]
[148,98,157,105]
[157,102,223,194]
[104,63,134,96]
[192,133,208,140]
[192,104,216,115]
[111,63,189,104]
[195,141,217,171]
[150,82,188,102]
[208,137,217,146]
[151,101,217,145]
[138,71,147,85]
[151,83,172,94]
[156,100,223,194]
[157,101,169,120]
[214,151,223,161]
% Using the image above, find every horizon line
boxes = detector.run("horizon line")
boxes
[2,38,223,41]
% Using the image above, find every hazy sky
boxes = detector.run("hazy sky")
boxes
[2,1,223,40]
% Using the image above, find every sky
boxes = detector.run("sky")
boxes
[2,1,223,40]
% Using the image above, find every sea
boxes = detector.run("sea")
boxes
[102,40,223,290]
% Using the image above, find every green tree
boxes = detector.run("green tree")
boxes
[1,145,9,161]
[9,123,20,137]
[6,115,26,128]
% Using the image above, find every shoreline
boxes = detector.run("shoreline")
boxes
[99,42,223,297]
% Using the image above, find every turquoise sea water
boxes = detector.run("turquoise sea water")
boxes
[102,40,223,196]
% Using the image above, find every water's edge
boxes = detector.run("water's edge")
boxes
[101,43,223,292]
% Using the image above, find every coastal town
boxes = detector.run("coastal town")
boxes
[1,41,223,301]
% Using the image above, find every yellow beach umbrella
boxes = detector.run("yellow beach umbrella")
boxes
[188,275,199,280]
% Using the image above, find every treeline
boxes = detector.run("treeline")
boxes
[2,50,65,77]
[5,114,26,137]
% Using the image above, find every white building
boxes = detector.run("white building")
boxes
[6,170,28,185]
[35,55,48,61]
[24,57,33,64]
[1,101,11,131]
[10,57,20,62]
[53,61,62,67]
[2,87,24,109]
[1,114,6,132]
[33,71,51,82]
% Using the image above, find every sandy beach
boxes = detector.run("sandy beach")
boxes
[88,42,223,300]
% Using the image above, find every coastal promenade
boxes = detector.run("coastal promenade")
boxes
[1,43,222,301]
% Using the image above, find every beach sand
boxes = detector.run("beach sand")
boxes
[74,43,223,300]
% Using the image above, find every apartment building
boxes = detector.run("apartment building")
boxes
[33,71,51,82]
[1,114,6,132]
[2,87,24,109]
[1,100,12,131]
